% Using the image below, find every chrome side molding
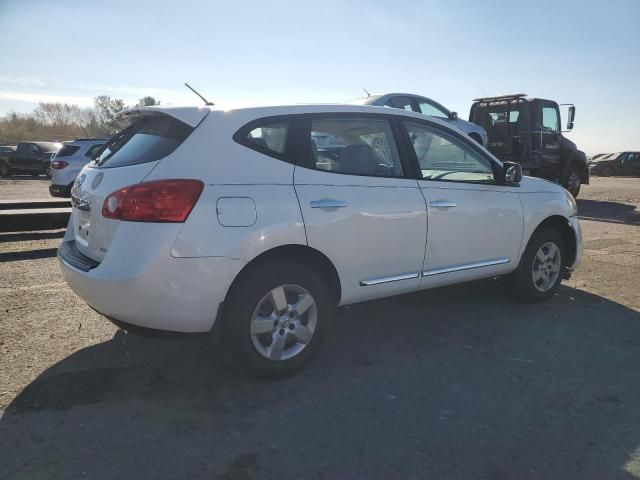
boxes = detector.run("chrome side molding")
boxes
[422,258,510,277]
[359,271,420,286]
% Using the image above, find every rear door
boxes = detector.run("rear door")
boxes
[294,113,427,305]
[70,112,200,262]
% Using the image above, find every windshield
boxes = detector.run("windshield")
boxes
[95,115,193,168]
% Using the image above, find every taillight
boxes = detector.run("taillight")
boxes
[51,160,69,169]
[101,179,204,222]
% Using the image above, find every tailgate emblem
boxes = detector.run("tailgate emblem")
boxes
[91,172,104,189]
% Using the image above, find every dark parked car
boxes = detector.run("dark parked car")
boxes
[589,152,640,177]
[0,141,62,178]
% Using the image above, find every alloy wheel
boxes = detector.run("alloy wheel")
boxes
[250,284,318,361]
[531,241,562,292]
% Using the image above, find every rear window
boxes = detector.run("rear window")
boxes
[472,104,524,138]
[95,115,193,168]
[56,145,81,157]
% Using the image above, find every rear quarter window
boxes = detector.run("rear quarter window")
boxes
[95,115,193,168]
[56,145,81,157]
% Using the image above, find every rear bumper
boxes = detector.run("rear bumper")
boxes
[58,220,246,333]
[49,183,71,197]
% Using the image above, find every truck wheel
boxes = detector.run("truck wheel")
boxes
[0,162,9,178]
[221,260,331,377]
[562,165,581,197]
[512,227,565,302]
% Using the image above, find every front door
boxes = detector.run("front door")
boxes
[294,114,427,305]
[400,119,523,288]
[540,103,562,178]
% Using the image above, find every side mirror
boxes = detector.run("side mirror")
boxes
[502,161,523,184]
[567,106,575,130]
[449,111,458,120]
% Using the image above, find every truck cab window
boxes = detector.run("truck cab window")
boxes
[542,107,559,132]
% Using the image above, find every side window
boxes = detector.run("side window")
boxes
[418,101,448,119]
[27,144,40,155]
[405,121,495,184]
[85,144,104,158]
[240,120,289,157]
[16,144,29,155]
[542,107,559,132]
[309,117,403,177]
[385,96,413,111]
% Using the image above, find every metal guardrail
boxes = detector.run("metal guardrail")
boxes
[0,198,71,232]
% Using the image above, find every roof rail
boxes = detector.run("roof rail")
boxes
[472,93,527,102]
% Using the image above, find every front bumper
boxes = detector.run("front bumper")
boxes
[567,215,583,272]
[57,220,246,333]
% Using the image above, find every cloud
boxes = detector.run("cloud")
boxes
[0,91,94,106]
[0,75,48,87]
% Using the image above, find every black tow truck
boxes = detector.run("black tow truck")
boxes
[469,94,588,197]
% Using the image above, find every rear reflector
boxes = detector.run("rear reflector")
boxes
[101,179,204,222]
[51,160,69,169]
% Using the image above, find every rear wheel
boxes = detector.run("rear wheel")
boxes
[0,162,9,178]
[512,227,565,302]
[44,162,52,179]
[221,260,331,376]
[562,165,581,197]
[601,166,613,177]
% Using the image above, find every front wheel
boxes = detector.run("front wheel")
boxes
[562,165,581,197]
[512,227,565,302]
[221,260,331,377]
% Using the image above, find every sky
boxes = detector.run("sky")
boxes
[1,0,638,154]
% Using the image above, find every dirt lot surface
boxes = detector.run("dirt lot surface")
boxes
[1,176,639,479]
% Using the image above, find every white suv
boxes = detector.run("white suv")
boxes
[49,138,107,197]
[58,104,582,376]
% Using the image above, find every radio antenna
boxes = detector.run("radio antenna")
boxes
[363,88,371,98]
[184,83,214,106]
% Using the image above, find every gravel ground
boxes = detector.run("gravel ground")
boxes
[0,176,639,479]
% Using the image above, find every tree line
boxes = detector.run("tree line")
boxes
[0,96,161,145]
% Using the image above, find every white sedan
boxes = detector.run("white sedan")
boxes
[58,103,582,376]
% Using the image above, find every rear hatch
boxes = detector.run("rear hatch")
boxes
[70,108,207,262]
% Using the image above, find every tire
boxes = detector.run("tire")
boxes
[0,162,9,178]
[44,162,52,179]
[221,260,332,377]
[601,166,612,177]
[512,226,565,302]
[562,164,581,197]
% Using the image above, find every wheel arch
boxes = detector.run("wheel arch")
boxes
[525,215,577,267]
[224,244,342,307]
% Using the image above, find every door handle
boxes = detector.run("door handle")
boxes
[310,199,348,209]
[430,200,457,208]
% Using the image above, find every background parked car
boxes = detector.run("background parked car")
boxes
[349,93,488,146]
[0,141,61,178]
[589,151,640,176]
[49,138,107,197]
